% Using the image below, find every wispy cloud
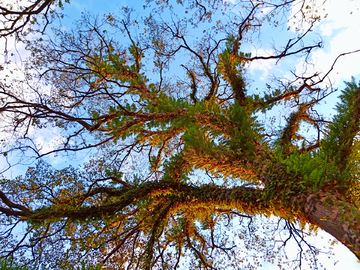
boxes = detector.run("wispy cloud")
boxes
[290,0,360,86]
[248,48,277,80]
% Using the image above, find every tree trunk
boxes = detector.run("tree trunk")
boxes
[303,191,360,259]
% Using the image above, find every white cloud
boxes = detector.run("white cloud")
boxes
[288,0,360,32]
[222,0,237,4]
[290,0,360,86]
[35,132,65,156]
[248,48,277,80]
[297,31,360,86]
[317,0,360,36]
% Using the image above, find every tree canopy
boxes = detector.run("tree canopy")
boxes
[1,0,360,269]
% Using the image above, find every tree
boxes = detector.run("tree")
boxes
[0,0,68,37]
[1,0,360,269]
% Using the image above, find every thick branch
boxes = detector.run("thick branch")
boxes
[8,182,267,222]
[304,192,360,259]
[0,190,31,213]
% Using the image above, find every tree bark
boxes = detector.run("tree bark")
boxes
[304,192,360,259]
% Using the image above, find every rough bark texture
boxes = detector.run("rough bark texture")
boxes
[304,192,360,259]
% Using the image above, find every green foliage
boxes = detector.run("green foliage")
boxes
[0,258,102,270]
[0,258,30,270]
[322,78,360,159]
[58,0,70,8]
[250,85,282,113]
[217,35,248,79]
[279,151,328,191]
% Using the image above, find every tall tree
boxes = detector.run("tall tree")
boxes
[1,0,360,269]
